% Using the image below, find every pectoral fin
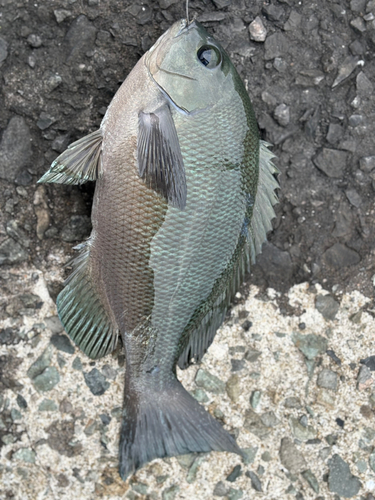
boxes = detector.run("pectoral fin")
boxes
[138,104,187,209]
[38,129,103,185]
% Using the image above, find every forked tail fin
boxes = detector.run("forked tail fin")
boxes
[119,377,242,480]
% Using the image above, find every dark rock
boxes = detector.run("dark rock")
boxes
[345,188,362,208]
[212,0,232,7]
[289,417,317,441]
[84,368,110,396]
[61,215,92,242]
[6,220,30,248]
[328,454,361,497]
[279,437,306,474]
[162,484,180,500]
[36,112,56,131]
[313,148,347,178]
[72,357,83,370]
[0,327,21,345]
[323,243,361,269]
[246,470,262,491]
[195,369,225,394]
[198,12,226,22]
[260,411,279,428]
[274,104,290,126]
[15,169,33,186]
[284,396,302,409]
[226,464,242,482]
[264,33,288,60]
[262,3,286,23]
[244,348,261,362]
[360,356,375,371]
[64,15,97,62]
[332,56,360,88]
[250,390,261,409]
[213,481,228,496]
[317,369,338,391]
[99,413,111,426]
[51,134,71,153]
[0,116,32,182]
[359,156,375,173]
[19,293,43,309]
[50,334,75,354]
[256,243,293,284]
[326,123,344,144]
[356,72,374,96]
[16,394,27,409]
[27,34,42,47]
[241,320,252,331]
[231,359,246,372]
[159,0,180,8]
[357,365,372,389]
[292,333,328,360]
[284,10,302,31]
[315,294,339,320]
[326,350,342,366]
[46,419,83,457]
[0,37,8,66]
[336,417,344,428]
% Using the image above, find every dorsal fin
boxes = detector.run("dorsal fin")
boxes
[38,129,103,185]
[56,242,119,359]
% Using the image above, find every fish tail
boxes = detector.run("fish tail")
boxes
[119,376,242,480]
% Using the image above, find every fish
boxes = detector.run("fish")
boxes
[38,11,279,481]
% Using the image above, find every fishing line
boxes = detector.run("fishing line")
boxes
[186,0,189,24]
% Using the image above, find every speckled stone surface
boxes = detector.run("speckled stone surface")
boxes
[1,263,374,499]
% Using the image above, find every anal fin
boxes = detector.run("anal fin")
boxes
[57,242,119,359]
[38,129,103,185]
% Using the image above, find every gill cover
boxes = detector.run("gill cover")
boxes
[145,20,232,113]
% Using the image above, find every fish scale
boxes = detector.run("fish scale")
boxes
[38,18,279,481]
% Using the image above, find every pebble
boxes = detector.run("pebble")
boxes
[328,454,362,497]
[6,220,30,248]
[246,470,262,491]
[46,419,83,457]
[226,374,241,402]
[50,334,75,354]
[0,238,28,265]
[356,72,374,96]
[230,359,245,372]
[264,33,288,60]
[27,347,53,379]
[292,333,328,360]
[36,112,57,130]
[357,365,374,390]
[313,148,347,178]
[326,123,344,144]
[195,369,225,394]
[289,417,317,441]
[284,396,302,409]
[315,294,339,320]
[243,409,271,439]
[186,455,206,484]
[44,316,64,334]
[249,16,267,42]
[360,356,375,371]
[212,0,232,7]
[241,446,258,465]
[11,408,22,421]
[326,349,342,366]
[244,348,261,362]
[279,437,306,474]
[162,484,179,500]
[84,368,110,396]
[250,390,261,409]
[38,399,58,411]
[64,15,97,62]
[61,215,92,242]
[33,366,60,392]
[317,369,338,391]
[27,34,42,47]
[33,186,50,240]
[72,357,83,371]
[369,452,375,473]
[190,388,209,403]
[0,116,32,182]
[262,3,286,23]
[332,56,362,88]
[227,488,243,500]
[284,10,302,30]
[301,469,319,493]
[359,156,375,173]
[226,465,242,482]
[323,243,361,269]
[0,37,8,66]
[257,243,293,284]
[13,448,36,463]
[260,411,279,428]
[159,0,180,7]
[274,103,290,127]
[54,9,72,23]
[213,481,228,496]
[16,394,27,410]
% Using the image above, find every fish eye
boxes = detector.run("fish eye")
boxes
[197,45,221,68]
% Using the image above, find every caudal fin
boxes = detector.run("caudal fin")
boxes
[119,377,242,480]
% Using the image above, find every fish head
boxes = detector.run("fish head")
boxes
[145,19,234,113]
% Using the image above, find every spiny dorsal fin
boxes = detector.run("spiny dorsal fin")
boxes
[38,129,103,185]
[138,103,187,209]
[56,242,119,359]
[247,140,279,263]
